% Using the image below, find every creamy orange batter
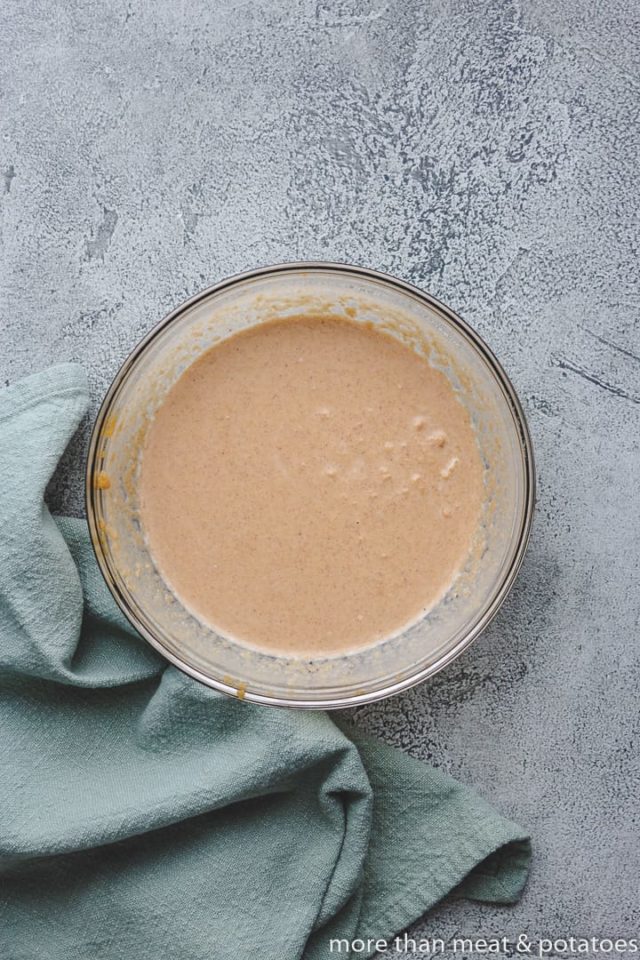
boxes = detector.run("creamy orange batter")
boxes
[139,315,484,656]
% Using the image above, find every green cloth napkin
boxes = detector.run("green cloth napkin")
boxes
[0,365,530,960]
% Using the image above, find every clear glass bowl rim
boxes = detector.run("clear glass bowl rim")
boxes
[86,261,536,709]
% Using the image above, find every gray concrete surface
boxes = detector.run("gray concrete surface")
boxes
[1,0,639,954]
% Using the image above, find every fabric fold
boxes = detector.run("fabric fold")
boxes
[0,365,530,960]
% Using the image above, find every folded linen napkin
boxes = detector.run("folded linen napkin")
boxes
[0,364,530,960]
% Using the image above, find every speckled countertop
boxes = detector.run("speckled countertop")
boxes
[1,0,639,953]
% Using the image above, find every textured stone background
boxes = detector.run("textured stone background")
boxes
[1,0,639,954]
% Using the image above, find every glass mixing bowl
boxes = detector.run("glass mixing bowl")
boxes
[86,263,535,708]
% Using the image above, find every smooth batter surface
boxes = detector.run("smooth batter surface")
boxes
[139,316,484,655]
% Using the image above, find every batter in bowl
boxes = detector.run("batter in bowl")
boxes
[139,315,484,656]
